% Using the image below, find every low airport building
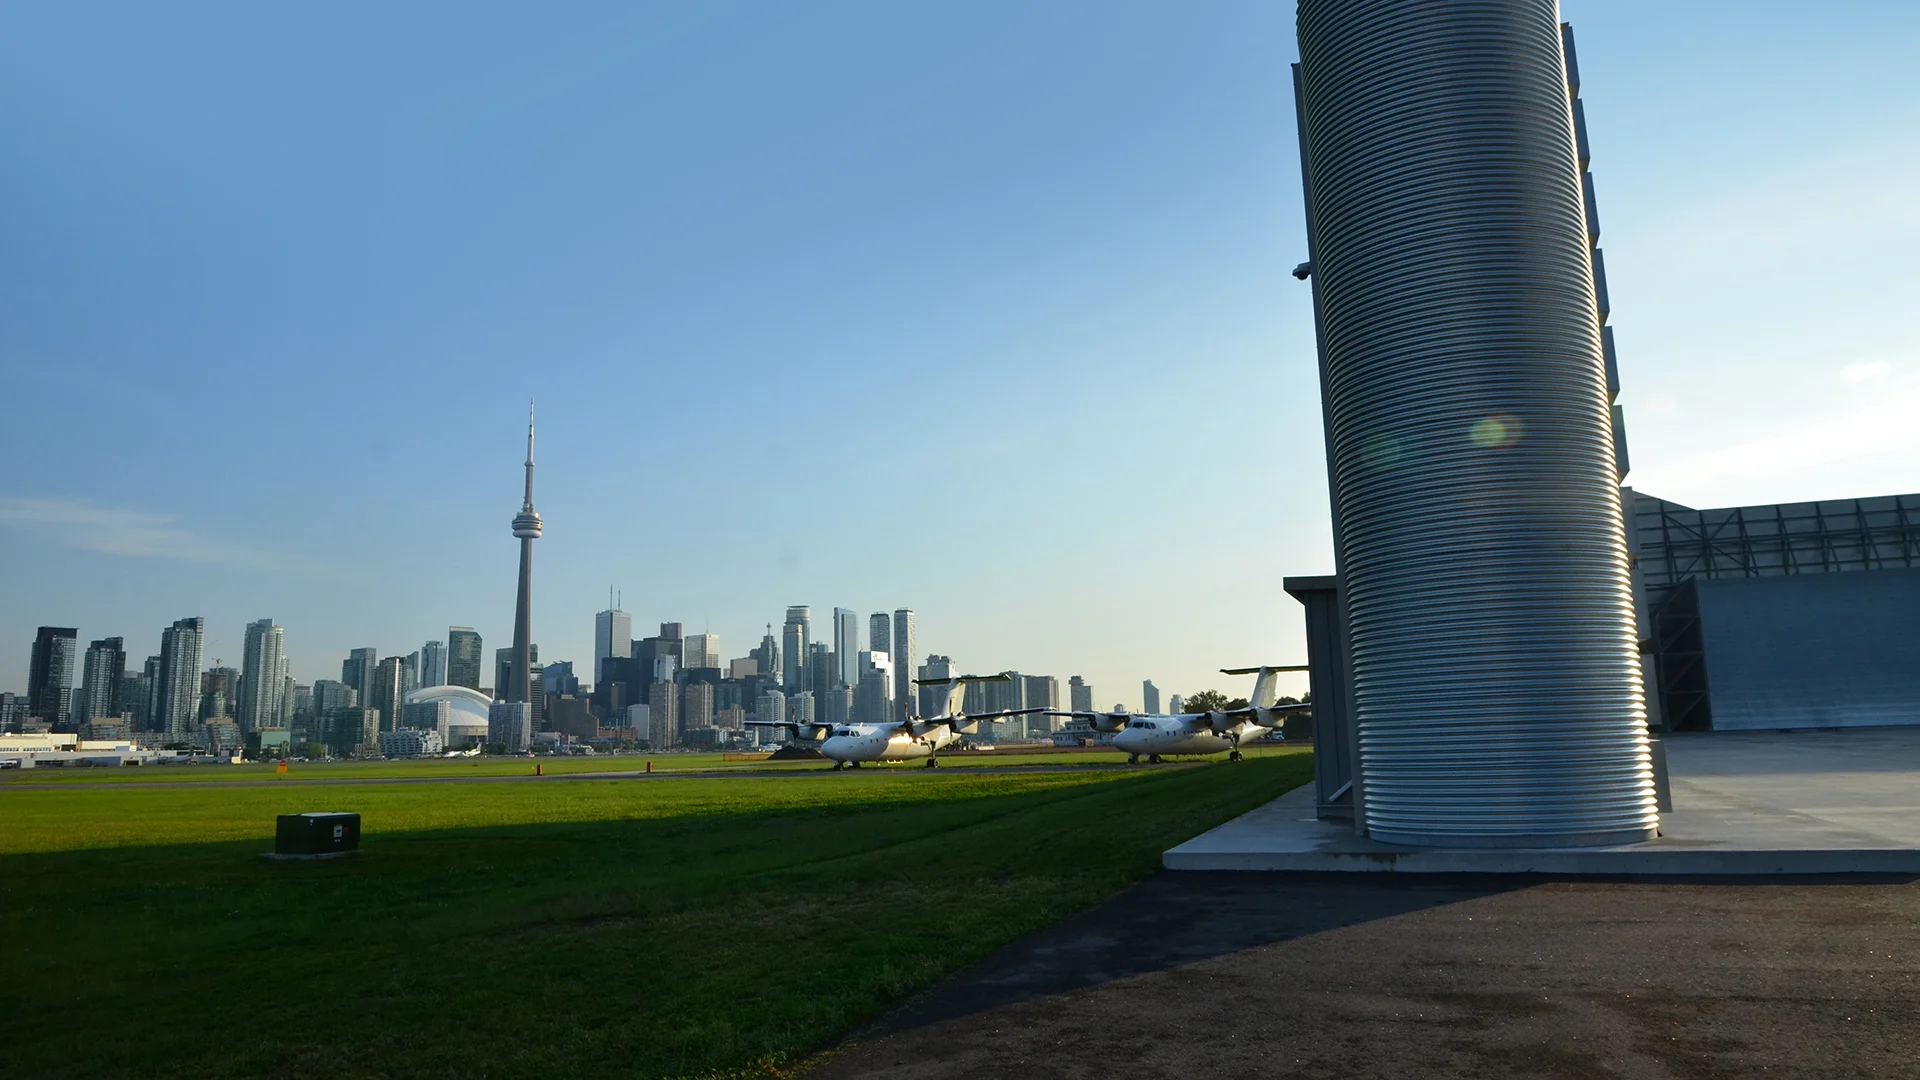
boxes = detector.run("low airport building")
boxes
[0,732,184,768]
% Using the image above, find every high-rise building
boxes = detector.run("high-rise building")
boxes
[420,639,448,688]
[200,667,239,721]
[833,608,859,689]
[808,642,834,703]
[648,680,678,748]
[342,648,377,706]
[119,668,152,730]
[1070,676,1095,714]
[155,618,205,741]
[1141,680,1160,714]
[78,636,126,723]
[891,609,916,722]
[1024,675,1059,736]
[919,655,956,717]
[856,651,893,725]
[507,403,543,705]
[752,626,779,684]
[868,612,891,690]
[595,601,632,684]
[371,656,406,735]
[447,628,482,690]
[238,619,286,733]
[27,627,78,731]
[1169,694,1184,715]
[682,680,715,734]
[684,633,720,672]
[400,651,420,695]
[790,690,815,726]
[495,645,540,709]
[781,606,810,694]
[756,688,786,728]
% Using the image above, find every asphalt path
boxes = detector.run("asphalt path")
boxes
[0,761,1180,792]
[799,871,1920,1080]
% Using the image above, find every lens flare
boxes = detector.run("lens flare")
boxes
[1470,413,1524,449]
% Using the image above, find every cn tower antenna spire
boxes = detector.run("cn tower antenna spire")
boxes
[523,399,536,511]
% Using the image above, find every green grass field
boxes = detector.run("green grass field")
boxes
[0,745,1268,785]
[0,750,1311,1079]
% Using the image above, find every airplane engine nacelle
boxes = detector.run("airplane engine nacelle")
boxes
[1094,713,1129,732]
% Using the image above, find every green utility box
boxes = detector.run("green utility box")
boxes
[274,812,360,856]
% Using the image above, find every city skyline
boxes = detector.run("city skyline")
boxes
[4,2,1918,707]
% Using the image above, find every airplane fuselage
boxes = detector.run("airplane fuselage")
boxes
[820,723,964,765]
[1111,718,1268,759]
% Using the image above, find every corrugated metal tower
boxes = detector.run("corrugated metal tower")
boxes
[1293,0,1658,847]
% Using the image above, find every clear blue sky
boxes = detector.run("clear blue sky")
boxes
[4,1,1917,706]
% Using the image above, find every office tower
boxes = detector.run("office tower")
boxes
[400,651,420,695]
[918,655,956,717]
[1169,695,1184,715]
[290,682,313,736]
[682,680,715,733]
[78,636,126,723]
[983,672,1023,715]
[684,633,720,672]
[138,655,161,730]
[1069,676,1094,713]
[1024,675,1059,736]
[401,696,448,739]
[447,628,482,690]
[488,701,532,753]
[648,680,678,748]
[868,613,891,692]
[823,687,853,725]
[1142,680,1161,715]
[371,656,406,735]
[891,609,916,722]
[781,606,810,693]
[729,656,759,679]
[808,642,834,703]
[752,626,779,684]
[790,690,815,726]
[856,651,892,725]
[420,640,448,688]
[155,618,205,741]
[833,608,859,688]
[625,703,650,734]
[281,674,297,727]
[494,645,540,707]
[119,669,152,730]
[756,688,786,728]
[200,667,239,721]
[507,403,543,705]
[658,622,683,643]
[543,661,579,699]
[595,600,632,684]
[312,679,357,747]
[237,619,286,733]
[342,648,377,706]
[28,627,78,731]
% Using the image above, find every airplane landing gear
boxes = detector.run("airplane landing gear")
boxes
[1229,750,1243,762]
[1148,754,1163,765]
[924,757,939,768]
[849,760,862,769]
[1127,753,1140,765]
[832,761,845,771]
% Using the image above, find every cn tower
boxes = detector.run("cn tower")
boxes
[507,401,541,704]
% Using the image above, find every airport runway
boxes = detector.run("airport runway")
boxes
[0,761,1171,792]
[801,871,1920,1079]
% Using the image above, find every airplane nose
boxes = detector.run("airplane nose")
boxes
[822,736,852,760]
[1113,729,1140,750]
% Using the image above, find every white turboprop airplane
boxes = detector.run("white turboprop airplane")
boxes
[1048,665,1310,764]
[745,674,1045,770]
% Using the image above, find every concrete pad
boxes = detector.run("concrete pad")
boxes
[1165,727,1920,874]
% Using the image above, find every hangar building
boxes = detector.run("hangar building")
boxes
[1627,489,1920,732]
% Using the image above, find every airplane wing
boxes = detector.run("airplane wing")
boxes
[912,673,1014,685]
[960,706,1047,722]
[1219,666,1310,675]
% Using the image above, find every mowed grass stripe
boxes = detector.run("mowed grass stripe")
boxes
[0,752,1311,1080]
